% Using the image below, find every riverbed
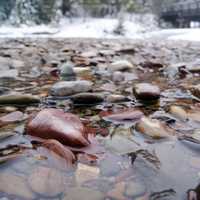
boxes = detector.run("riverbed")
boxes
[0,38,199,200]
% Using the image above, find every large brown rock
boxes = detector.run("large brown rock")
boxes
[26,108,90,147]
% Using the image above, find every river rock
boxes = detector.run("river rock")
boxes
[26,108,90,147]
[75,163,100,185]
[51,80,93,96]
[0,87,12,96]
[42,139,76,165]
[103,110,144,123]
[164,63,185,79]
[136,117,172,139]
[190,84,200,98]
[70,93,104,105]
[0,111,26,126]
[60,63,76,81]
[125,180,146,198]
[0,172,35,199]
[64,187,104,200]
[0,57,11,70]
[186,60,200,73]
[74,67,91,74]
[109,60,134,72]
[28,166,65,197]
[106,94,129,103]
[0,94,40,105]
[104,135,139,155]
[0,69,18,79]
[107,182,126,200]
[0,131,16,140]
[133,83,160,101]
[112,71,125,82]
[169,105,188,121]
[12,59,25,68]
[100,154,121,176]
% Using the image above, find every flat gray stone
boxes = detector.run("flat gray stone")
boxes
[51,80,93,96]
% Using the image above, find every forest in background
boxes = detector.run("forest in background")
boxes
[0,0,176,25]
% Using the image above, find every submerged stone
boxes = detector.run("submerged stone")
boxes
[0,172,35,199]
[64,187,104,200]
[0,69,18,79]
[28,166,65,197]
[103,110,144,123]
[75,163,100,185]
[112,71,125,82]
[125,180,146,198]
[169,105,188,121]
[190,84,200,98]
[26,108,90,147]
[136,117,173,139]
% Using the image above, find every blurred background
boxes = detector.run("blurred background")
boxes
[0,0,200,39]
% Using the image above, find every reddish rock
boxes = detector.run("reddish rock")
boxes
[0,111,27,127]
[26,109,89,147]
[42,139,76,165]
[103,110,144,123]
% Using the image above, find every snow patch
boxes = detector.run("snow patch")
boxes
[0,15,157,39]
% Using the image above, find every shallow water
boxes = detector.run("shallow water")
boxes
[0,38,199,200]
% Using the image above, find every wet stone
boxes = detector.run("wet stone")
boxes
[0,94,40,105]
[169,105,188,121]
[106,94,130,103]
[190,84,200,98]
[75,163,100,185]
[26,108,89,147]
[0,69,18,79]
[74,67,91,74]
[28,166,65,198]
[60,62,76,81]
[0,87,12,96]
[107,182,126,200]
[0,172,35,199]
[164,63,185,79]
[112,71,125,82]
[100,154,121,177]
[64,187,104,200]
[125,180,146,198]
[103,110,144,123]
[133,83,160,101]
[103,135,139,155]
[109,60,134,72]
[0,57,12,70]
[136,117,172,139]
[70,92,104,105]
[50,80,93,96]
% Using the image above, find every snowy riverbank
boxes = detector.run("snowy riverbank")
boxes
[0,16,200,42]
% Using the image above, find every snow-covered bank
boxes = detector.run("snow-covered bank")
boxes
[144,29,200,42]
[0,15,157,38]
[0,16,200,42]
